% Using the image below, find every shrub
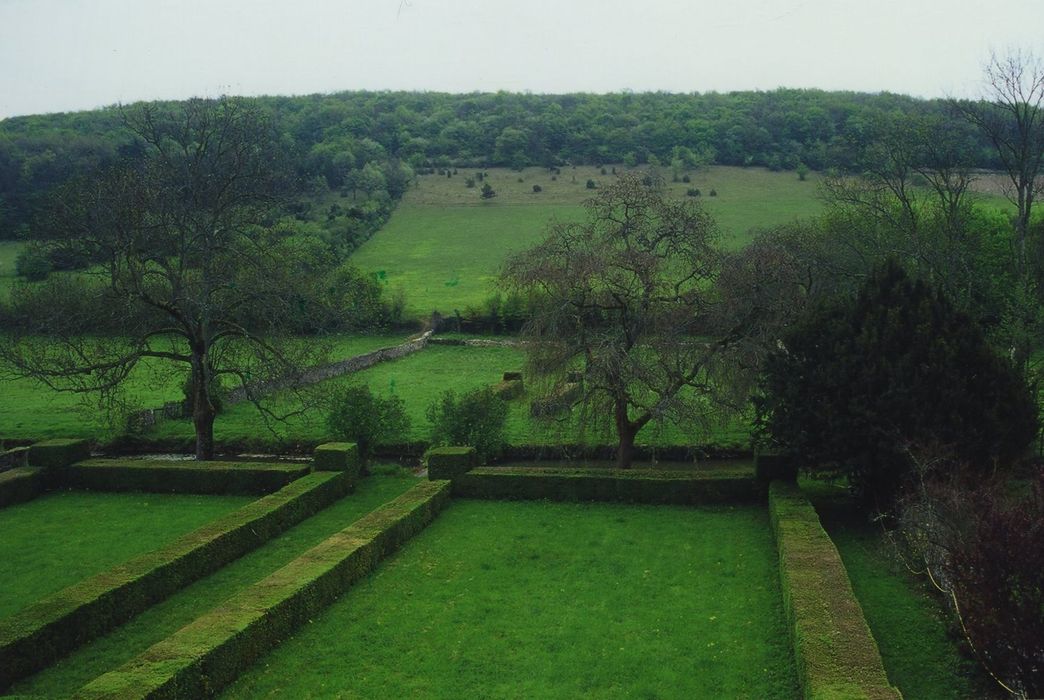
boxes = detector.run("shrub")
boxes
[465,177,476,188]
[708,188,717,196]
[796,162,810,181]
[480,182,496,199]
[326,384,409,459]
[532,184,542,193]
[757,260,1037,504]
[686,188,700,197]
[586,179,597,189]
[682,174,691,183]
[600,167,607,175]
[426,388,507,462]
[15,247,51,281]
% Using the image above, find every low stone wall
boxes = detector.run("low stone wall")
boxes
[225,331,432,405]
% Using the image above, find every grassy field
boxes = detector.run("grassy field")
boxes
[0,333,406,441]
[353,165,825,318]
[0,491,252,620]
[146,344,750,450]
[223,499,799,699]
[12,467,418,697]
[804,480,994,699]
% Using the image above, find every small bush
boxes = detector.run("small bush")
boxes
[682,174,691,183]
[796,163,810,181]
[15,247,52,281]
[465,177,476,188]
[600,167,607,175]
[327,384,409,459]
[686,188,700,197]
[708,188,717,196]
[551,175,557,181]
[532,184,542,193]
[426,388,508,462]
[586,179,597,189]
[480,182,497,200]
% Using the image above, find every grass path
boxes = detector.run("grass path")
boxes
[223,499,799,699]
[11,469,418,697]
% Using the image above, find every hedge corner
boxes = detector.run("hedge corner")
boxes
[427,446,477,481]
[28,438,91,469]
[313,443,362,478]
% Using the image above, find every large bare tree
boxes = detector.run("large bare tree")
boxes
[0,98,332,459]
[502,174,778,467]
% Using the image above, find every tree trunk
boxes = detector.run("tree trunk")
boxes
[614,399,636,469]
[191,350,216,460]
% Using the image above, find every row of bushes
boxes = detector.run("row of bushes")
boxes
[768,481,899,699]
[0,469,352,690]
[76,479,452,699]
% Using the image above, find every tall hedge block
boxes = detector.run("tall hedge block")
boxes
[427,446,477,480]
[755,450,797,482]
[768,481,901,700]
[28,439,90,468]
[0,467,47,509]
[313,442,362,480]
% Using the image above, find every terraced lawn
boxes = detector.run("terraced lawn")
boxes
[11,468,419,696]
[223,499,799,699]
[0,491,253,620]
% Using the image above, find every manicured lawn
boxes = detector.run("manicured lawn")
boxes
[804,480,995,699]
[222,499,799,699]
[149,344,751,450]
[12,468,418,697]
[0,333,405,441]
[0,490,253,620]
[352,165,825,318]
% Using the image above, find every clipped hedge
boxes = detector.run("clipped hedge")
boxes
[755,450,797,482]
[0,467,47,509]
[28,439,90,469]
[768,481,900,699]
[427,446,478,480]
[313,442,362,476]
[453,467,759,505]
[75,479,452,700]
[56,459,312,495]
[0,471,352,691]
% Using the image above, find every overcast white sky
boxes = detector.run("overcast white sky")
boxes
[0,0,1041,119]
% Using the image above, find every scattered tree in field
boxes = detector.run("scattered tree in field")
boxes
[480,182,497,199]
[954,49,1044,273]
[502,173,772,467]
[0,98,336,459]
[585,179,597,189]
[327,384,409,460]
[756,260,1037,503]
[796,162,810,181]
[532,184,542,193]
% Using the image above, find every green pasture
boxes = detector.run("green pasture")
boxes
[0,491,252,621]
[12,467,417,697]
[223,498,799,699]
[353,165,825,317]
[146,344,750,450]
[0,334,405,441]
[804,480,993,699]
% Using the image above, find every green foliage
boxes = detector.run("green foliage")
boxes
[426,387,508,462]
[758,261,1038,503]
[585,178,596,189]
[426,446,477,479]
[796,162,810,180]
[531,184,541,193]
[480,182,496,199]
[326,383,409,458]
[14,246,50,281]
[27,438,89,468]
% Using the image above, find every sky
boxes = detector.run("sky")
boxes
[0,0,1041,119]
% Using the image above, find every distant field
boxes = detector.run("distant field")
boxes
[146,344,751,451]
[353,165,824,318]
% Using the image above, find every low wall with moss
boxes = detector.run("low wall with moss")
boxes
[453,467,760,505]
[768,481,901,700]
[0,470,352,691]
[75,479,452,700]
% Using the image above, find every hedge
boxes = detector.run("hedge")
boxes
[28,439,90,469]
[0,471,352,691]
[768,481,901,700]
[755,450,797,482]
[427,446,478,480]
[453,467,760,505]
[313,442,361,476]
[56,459,312,495]
[75,479,453,700]
[0,467,47,509]
[491,378,524,400]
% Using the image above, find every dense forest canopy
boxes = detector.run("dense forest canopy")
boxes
[0,88,998,239]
